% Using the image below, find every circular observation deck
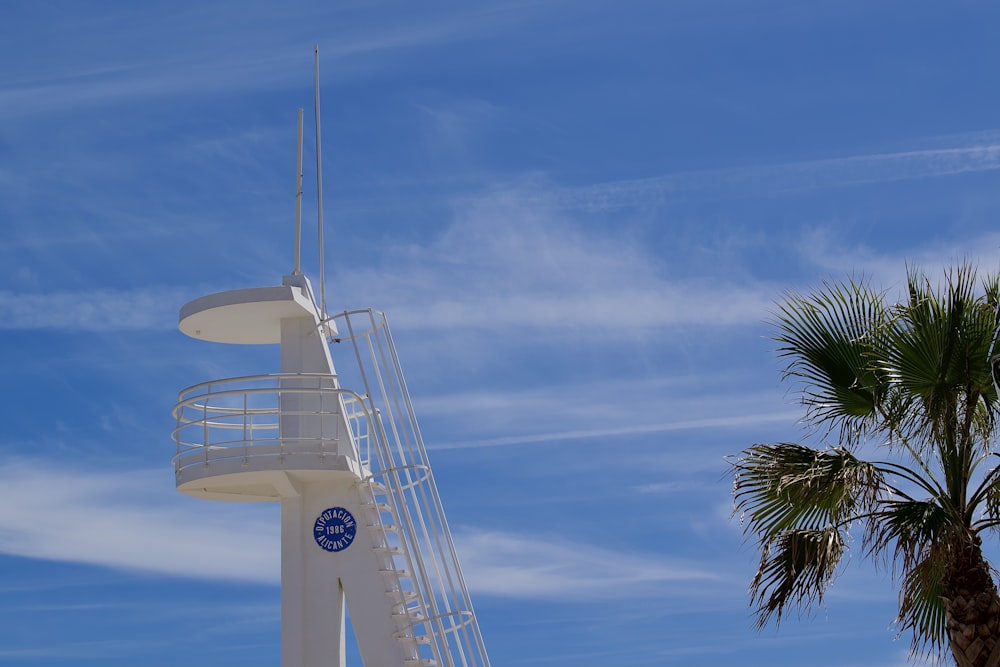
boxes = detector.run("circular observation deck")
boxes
[171,374,373,501]
[178,284,319,345]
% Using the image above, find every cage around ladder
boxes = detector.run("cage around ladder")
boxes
[171,271,491,667]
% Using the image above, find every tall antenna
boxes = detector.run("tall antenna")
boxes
[314,44,328,317]
[293,108,304,275]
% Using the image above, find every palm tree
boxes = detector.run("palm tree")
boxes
[730,264,1000,667]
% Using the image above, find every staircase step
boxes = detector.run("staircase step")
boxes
[386,590,418,602]
[380,568,410,578]
[386,591,419,612]
[367,522,398,533]
[392,611,425,622]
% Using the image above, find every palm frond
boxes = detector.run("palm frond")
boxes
[732,263,1000,655]
[771,280,886,445]
[974,460,1000,533]
[895,551,948,659]
[749,527,845,628]
[879,264,1000,458]
[732,443,882,541]
[866,499,950,573]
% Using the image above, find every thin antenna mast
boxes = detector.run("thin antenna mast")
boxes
[313,44,328,317]
[293,108,304,275]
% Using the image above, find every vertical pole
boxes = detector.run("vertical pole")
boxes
[313,45,328,317]
[293,108,304,276]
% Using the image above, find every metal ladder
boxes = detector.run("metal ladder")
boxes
[358,479,436,666]
[332,308,490,667]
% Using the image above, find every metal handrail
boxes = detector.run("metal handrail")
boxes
[171,374,373,472]
[329,308,491,667]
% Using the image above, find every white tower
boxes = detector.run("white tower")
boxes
[170,61,491,667]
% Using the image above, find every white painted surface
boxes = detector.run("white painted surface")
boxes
[172,280,489,667]
[178,285,317,344]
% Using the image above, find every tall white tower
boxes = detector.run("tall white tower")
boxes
[170,67,491,667]
[172,272,492,667]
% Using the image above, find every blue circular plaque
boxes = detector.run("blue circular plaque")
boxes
[313,507,357,552]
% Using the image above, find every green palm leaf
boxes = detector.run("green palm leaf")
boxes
[867,499,950,572]
[749,527,844,628]
[879,265,1000,455]
[772,279,886,445]
[730,263,1000,665]
[732,443,880,540]
[731,443,882,625]
[896,552,947,657]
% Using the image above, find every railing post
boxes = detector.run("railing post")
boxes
[202,389,210,467]
[242,391,250,465]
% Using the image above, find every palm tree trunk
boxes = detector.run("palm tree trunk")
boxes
[944,539,1000,667]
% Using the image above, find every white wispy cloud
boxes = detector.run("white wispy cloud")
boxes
[0,190,774,335]
[336,187,779,336]
[10,133,999,341]
[0,461,279,582]
[417,374,784,423]
[0,2,550,121]
[793,227,1000,290]
[0,643,139,661]
[456,529,721,600]
[0,459,720,601]
[334,146,1000,342]
[428,410,797,451]
[0,287,188,331]
[552,138,1000,210]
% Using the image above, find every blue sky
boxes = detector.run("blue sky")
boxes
[2,1,1000,666]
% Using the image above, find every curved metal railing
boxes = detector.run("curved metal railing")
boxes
[171,374,372,476]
